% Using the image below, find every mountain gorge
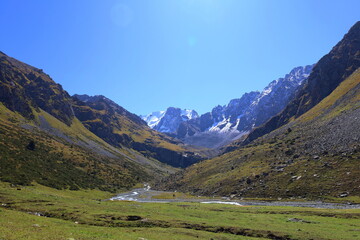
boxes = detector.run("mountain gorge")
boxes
[0,20,359,201]
[156,21,360,199]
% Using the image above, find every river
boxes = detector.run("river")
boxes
[109,186,360,209]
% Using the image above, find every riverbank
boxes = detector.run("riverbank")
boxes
[110,187,360,209]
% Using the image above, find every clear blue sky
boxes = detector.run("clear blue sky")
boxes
[1,0,359,115]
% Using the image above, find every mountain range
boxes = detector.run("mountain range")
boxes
[141,108,199,133]
[142,65,313,149]
[0,21,359,200]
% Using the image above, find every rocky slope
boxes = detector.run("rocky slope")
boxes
[0,51,203,191]
[155,22,360,199]
[156,69,360,199]
[0,51,74,125]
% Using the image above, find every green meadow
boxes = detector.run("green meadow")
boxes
[0,182,359,240]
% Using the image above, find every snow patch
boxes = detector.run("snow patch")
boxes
[140,111,165,128]
[201,201,242,206]
[141,108,199,132]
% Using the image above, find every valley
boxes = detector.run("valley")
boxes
[0,2,359,239]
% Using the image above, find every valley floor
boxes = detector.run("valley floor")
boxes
[0,182,360,240]
[110,188,360,209]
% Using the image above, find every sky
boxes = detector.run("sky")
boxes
[0,0,359,115]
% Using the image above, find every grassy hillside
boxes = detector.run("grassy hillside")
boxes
[0,94,181,190]
[0,51,74,125]
[0,50,206,191]
[156,69,360,200]
[0,105,154,191]
[72,95,204,168]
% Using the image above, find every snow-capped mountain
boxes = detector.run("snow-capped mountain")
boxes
[142,65,313,148]
[141,107,199,133]
[141,110,166,128]
[247,65,313,128]
[177,65,314,148]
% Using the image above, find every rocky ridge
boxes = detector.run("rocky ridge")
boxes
[244,21,360,144]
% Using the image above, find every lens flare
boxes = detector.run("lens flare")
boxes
[111,3,133,27]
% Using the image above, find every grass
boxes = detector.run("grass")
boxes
[0,111,151,191]
[151,192,200,200]
[0,182,359,240]
[0,103,180,192]
[174,138,360,200]
[0,210,257,240]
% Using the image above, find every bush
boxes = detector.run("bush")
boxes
[26,140,36,150]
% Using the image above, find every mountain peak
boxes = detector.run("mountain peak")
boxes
[73,94,109,103]
[347,21,360,35]
[173,65,313,148]
[73,94,146,127]
[142,65,313,149]
[141,107,199,133]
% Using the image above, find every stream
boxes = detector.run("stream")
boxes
[110,186,360,209]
